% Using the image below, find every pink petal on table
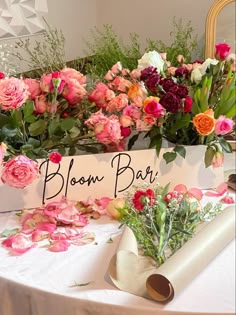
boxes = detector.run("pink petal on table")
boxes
[31,229,49,242]
[2,234,36,254]
[173,184,188,194]
[48,240,70,252]
[70,232,95,246]
[188,188,203,200]
[50,232,68,241]
[220,195,235,204]
[205,182,228,197]
[36,222,56,233]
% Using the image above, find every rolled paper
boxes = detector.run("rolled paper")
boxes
[108,206,235,303]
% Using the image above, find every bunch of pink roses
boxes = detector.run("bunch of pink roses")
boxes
[85,43,235,166]
[0,68,95,189]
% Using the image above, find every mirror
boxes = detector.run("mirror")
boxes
[205,0,236,58]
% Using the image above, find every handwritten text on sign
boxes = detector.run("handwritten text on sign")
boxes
[0,147,223,212]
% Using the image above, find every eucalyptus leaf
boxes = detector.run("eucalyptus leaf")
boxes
[163,151,177,164]
[204,146,215,168]
[29,119,47,136]
[60,118,75,131]
[174,145,186,158]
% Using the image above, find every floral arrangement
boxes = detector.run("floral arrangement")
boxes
[106,181,234,266]
[0,68,98,189]
[86,43,235,167]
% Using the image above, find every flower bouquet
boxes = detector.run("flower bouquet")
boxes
[86,43,235,167]
[0,68,98,189]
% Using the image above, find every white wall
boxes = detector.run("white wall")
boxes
[96,0,216,56]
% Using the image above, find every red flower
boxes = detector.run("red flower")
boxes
[0,72,5,79]
[215,43,231,60]
[49,152,62,164]
[184,96,193,113]
[120,126,131,138]
[132,189,155,211]
[160,92,181,113]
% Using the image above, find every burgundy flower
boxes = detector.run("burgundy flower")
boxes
[215,43,231,60]
[175,67,189,78]
[132,189,156,211]
[169,84,189,98]
[160,92,181,113]
[160,78,176,92]
[145,73,161,93]
[140,66,158,81]
[192,59,204,64]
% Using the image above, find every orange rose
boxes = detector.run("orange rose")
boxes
[127,83,147,102]
[143,96,160,106]
[193,109,215,136]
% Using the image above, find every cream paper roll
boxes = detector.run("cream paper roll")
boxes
[108,205,235,303]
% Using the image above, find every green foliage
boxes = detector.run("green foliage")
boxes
[146,17,202,65]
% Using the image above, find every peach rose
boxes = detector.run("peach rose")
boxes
[1,155,39,189]
[0,77,29,110]
[60,67,86,85]
[193,109,215,136]
[106,93,129,112]
[23,78,41,100]
[128,83,147,102]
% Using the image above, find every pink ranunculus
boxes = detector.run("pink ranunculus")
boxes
[184,96,193,113]
[0,77,29,110]
[23,78,41,100]
[60,67,86,85]
[0,142,7,164]
[34,94,47,114]
[62,78,87,105]
[106,93,129,112]
[215,43,231,60]
[214,115,235,135]
[1,155,39,189]
[49,152,62,164]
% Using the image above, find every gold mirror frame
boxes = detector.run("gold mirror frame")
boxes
[205,0,235,58]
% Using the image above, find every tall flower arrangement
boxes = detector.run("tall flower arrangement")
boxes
[86,43,235,166]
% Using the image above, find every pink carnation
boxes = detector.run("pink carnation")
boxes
[23,78,41,99]
[1,155,39,189]
[0,77,29,110]
[214,115,235,135]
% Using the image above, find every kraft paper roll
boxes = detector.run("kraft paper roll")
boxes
[108,205,235,303]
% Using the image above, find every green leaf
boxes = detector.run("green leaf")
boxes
[1,228,19,237]
[69,281,94,288]
[29,119,47,136]
[149,135,162,157]
[60,118,75,131]
[28,138,41,148]
[48,120,60,136]
[204,146,215,168]
[23,100,34,117]
[218,137,233,153]
[0,113,10,127]
[128,133,139,150]
[1,126,18,137]
[163,151,177,164]
[170,114,191,132]
[174,145,186,158]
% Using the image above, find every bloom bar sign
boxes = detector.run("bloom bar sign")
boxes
[0,147,224,212]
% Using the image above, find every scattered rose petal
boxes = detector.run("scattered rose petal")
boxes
[173,184,188,194]
[31,230,49,242]
[70,232,95,246]
[2,234,36,254]
[220,195,235,204]
[36,222,56,233]
[205,182,228,197]
[188,188,203,200]
[48,240,70,252]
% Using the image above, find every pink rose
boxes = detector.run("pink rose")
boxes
[215,115,235,135]
[109,76,132,92]
[1,155,39,188]
[106,93,129,112]
[215,43,231,60]
[94,115,122,145]
[143,100,164,118]
[88,82,110,108]
[40,73,52,92]
[23,78,41,99]
[60,67,86,85]
[0,142,7,164]
[85,111,108,128]
[34,95,47,114]
[62,78,87,105]
[104,70,114,81]
[120,114,133,127]
[0,77,29,110]
[123,105,142,121]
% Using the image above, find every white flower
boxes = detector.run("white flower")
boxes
[138,51,165,73]
[191,58,219,83]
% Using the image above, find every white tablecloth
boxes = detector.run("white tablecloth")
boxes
[0,211,235,315]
